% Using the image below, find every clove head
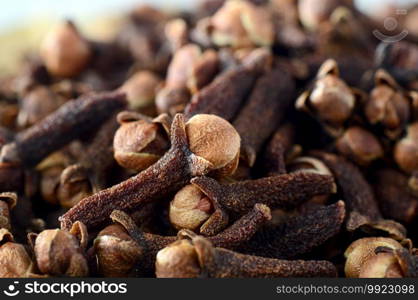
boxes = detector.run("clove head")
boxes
[0,241,35,278]
[344,237,403,278]
[394,122,418,174]
[17,86,63,128]
[93,224,143,277]
[34,228,88,277]
[169,184,213,232]
[186,114,240,175]
[155,239,201,278]
[40,21,91,78]
[358,252,404,278]
[296,59,355,134]
[336,126,383,166]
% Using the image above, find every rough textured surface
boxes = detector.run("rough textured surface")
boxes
[60,115,195,230]
[191,172,335,214]
[261,123,296,175]
[5,91,126,167]
[239,201,346,259]
[233,68,295,166]
[184,66,258,120]
[373,168,418,223]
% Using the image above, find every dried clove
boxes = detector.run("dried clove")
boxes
[33,222,89,277]
[108,204,271,274]
[118,71,161,114]
[233,68,295,166]
[394,122,418,174]
[184,48,270,120]
[188,172,336,215]
[372,168,418,224]
[335,126,383,166]
[93,224,143,277]
[17,86,65,128]
[155,232,337,278]
[311,151,406,239]
[60,114,240,230]
[296,59,356,136]
[364,70,410,140]
[0,193,17,231]
[0,230,39,278]
[261,123,298,176]
[58,116,120,208]
[344,237,405,278]
[40,20,92,78]
[113,111,170,172]
[210,0,275,48]
[238,201,345,259]
[0,91,126,167]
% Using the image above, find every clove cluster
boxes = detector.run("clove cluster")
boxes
[0,0,417,278]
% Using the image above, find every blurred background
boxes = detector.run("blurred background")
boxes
[0,0,417,74]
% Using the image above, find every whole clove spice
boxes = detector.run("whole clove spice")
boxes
[0,193,17,231]
[372,168,418,224]
[155,232,337,278]
[311,151,406,239]
[107,204,271,274]
[0,91,126,167]
[238,201,346,259]
[58,115,120,208]
[60,114,240,230]
[335,126,383,166]
[261,122,298,176]
[184,48,270,120]
[188,172,336,215]
[296,59,356,136]
[113,111,170,172]
[233,68,295,166]
[344,237,405,278]
[33,222,89,277]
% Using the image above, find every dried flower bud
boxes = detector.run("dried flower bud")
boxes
[155,86,190,116]
[358,252,404,278]
[288,156,333,204]
[36,151,71,205]
[298,0,352,31]
[0,192,17,231]
[17,86,64,128]
[93,224,143,277]
[113,113,170,172]
[119,71,161,112]
[165,18,188,52]
[394,122,418,174]
[40,21,91,78]
[186,114,240,175]
[211,0,274,48]
[0,241,36,278]
[34,226,88,277]
[155,239,201,278]
[296,59,355,136]
[365,70,410,139]
[166,44,202,89]
[169,184,213,231]
[155,44,201,115]
[344,237,403,278]
[336,126,383,166]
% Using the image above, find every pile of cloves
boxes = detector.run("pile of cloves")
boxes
[0,0,418,278]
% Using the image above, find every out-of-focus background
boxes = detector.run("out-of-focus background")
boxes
[0,0,416,74]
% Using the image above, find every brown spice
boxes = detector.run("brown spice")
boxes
[60,114,240,230]
[156,233,337,278]
[0,91,126,167]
